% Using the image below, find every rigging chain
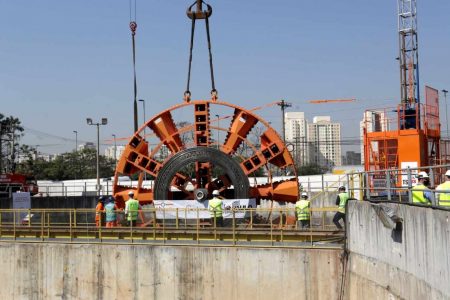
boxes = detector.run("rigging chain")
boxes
[184,0,217,102]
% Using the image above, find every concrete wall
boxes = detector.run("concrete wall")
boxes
[0,243,342,300]
[345,201,450,299]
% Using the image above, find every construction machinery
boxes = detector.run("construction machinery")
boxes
[113,0,299,205]
[363,0,443,187]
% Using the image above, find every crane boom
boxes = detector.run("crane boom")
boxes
[308,98,356,104]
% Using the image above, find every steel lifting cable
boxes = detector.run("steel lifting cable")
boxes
[185,0,217,102]
[130,0,139,132]
[185,14,196,101]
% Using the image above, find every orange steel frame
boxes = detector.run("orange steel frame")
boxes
[113,99,300,206]
[364,102,441,175]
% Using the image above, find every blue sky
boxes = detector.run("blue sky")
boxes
[1,0,449,155]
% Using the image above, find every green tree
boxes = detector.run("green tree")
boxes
[17,148,115,180]
[0,114,24,172]
[297,163,327,176]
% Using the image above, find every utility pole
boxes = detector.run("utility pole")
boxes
[277,99,292,144]
[112,134,117,172]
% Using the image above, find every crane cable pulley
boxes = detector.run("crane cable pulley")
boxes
[184,0,217,102]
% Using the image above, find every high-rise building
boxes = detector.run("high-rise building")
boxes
[307,116,342,168]
[360,111,389,164]
[78,142,95,151]
[104,145,125,161]
[284,112,308,165]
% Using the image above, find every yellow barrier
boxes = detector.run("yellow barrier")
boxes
[0,207,344,248]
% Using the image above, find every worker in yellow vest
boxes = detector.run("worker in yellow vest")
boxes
[295,192,310,229]
[333,186,349,229]
[412,172,432,205]
[436,170,450,207]
[208,190,223,227]
[125,191,143,227]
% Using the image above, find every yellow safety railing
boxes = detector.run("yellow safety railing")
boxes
[0,207,345,248]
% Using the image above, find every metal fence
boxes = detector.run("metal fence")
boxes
[347,164,450,208]
[0,207,344,248]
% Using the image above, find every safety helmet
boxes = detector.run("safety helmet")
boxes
[212,190,220,196]
[417,171,429,179]
[128,191,134,196]
[98,196,104,202]
[338,185,346,191]
[445,170,450,177]
[301,192,308,198]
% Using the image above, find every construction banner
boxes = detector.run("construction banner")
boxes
[150,199,256,219]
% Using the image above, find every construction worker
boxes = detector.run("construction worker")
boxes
[332,186,349,230]
[208,190,223,227]
[435,170,450,207]
[412,171,432,205]
[125,191,142,227]
[95,196,105,227]
[295,192,310,229]
[104,196,120,228]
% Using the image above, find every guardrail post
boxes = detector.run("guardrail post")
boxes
[429,168,436,206]
[196,208,199,244]
[232,209,236,246]
[99,214,102,241]
[163,208,166,244]
[365,172,371,200]
[13,210,17,240]
[70,209,73,242]
[386,170,392,201]
[407,167,412,203]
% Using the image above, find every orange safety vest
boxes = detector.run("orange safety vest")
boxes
[95,203,104,221]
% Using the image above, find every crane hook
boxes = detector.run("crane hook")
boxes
[187,0,212,20]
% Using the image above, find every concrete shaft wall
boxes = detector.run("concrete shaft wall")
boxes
[346,201,450,299]
[0,243,342,300]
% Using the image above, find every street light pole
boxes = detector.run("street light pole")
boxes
[215,114,220,149]
[73,130,78,180]
[139,99,146,138]
[138,99,147,181]
[87,118,108,196]
[73,130,78,152]
[112,134,117,172]
[442,89,449,138]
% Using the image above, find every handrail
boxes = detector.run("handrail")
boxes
[0,207,345,248]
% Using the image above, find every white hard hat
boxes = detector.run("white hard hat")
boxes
[417,171,429,179]
[301,192,308,198]
[128,191,134,195]
[445,170,450,177]
[338,185,346,191]
[212,190,220,196]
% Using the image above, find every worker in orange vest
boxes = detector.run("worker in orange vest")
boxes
[95,196,105,227]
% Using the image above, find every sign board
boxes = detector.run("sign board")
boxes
[149,199,256,219]
[401,162,418,187]
[12,192,31,224]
